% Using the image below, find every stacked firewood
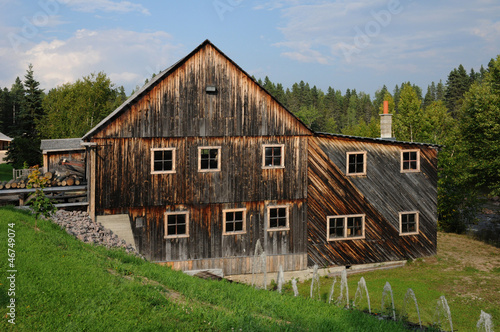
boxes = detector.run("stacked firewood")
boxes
[0,171,85,190]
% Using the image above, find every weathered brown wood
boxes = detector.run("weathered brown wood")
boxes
[79,40,438,275]
[84,42,324,273]
[90,43,310,140]
[307,136,437,266]
[66,177,75,186]
[44,152,86,175]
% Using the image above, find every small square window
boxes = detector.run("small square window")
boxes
[151,148,176,174]
[401,149,420,173]
[346,216,363,237]
[198,146,221,172]
[267,205,289,231]
[262,144,285,169]
[223,208,246,235]
[329,217,344,238]
[164,211,189,239]
[346,152,367,176]
[327,214,365,241]
[399,211,419,235]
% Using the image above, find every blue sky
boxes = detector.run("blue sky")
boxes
[1,0,499,97]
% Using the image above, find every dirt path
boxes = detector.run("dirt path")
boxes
[437,232,500,272]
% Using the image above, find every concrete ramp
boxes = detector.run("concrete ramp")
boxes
[97,214,136,250]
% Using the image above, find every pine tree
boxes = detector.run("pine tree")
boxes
[436,80,445,101]
[393,84,400,111]
[21,64,44,137]
[423,85,434,109]
[0,88,13,133]
[5,64,44,167]
[10,77,25,134]
[459,55,500,196]
[274,83,286,105]
[445,64,471,116]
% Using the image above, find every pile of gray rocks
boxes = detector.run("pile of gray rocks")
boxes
[50,209,143,258]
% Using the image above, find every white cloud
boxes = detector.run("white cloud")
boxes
[58,0,150,15]
[0,29,183,93]
[269,0,500,73]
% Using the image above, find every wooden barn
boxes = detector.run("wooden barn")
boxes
[307,133,438,266]
[40,138,85,175]
[81,40,439,275]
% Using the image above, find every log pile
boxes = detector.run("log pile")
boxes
[0,171,85,190]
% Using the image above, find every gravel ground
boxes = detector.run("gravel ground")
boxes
[50,209,143,258]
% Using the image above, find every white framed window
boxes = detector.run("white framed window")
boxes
[223,208,247,235]
[164,211,189,239]
[401,149,420,173]
[198,146,221,172]
[151,148,176,174]
[346,151,367,176]
[327,214,365,241]
[267,205,289,231]
[399,211,419,235]
[262,144,285,169]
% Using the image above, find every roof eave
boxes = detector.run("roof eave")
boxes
[314,132,443,148]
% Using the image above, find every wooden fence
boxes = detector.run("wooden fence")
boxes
[13,168,42,180]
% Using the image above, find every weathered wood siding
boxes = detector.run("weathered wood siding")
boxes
[307,136,437,266]
[101,200,307,273]
[44,150,85,173]
[87,41,311,274]
[91,43,310,139]
[160,253,308,276]
[93,136,307,208]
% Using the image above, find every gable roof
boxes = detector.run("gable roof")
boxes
[82,39,311,140]
[0,132,12,141]
[40,138,84,152]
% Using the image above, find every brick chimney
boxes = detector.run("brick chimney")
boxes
[380,100,394,140]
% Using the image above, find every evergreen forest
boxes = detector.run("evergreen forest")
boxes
[1,56,499,234]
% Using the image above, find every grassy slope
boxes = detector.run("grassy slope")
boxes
[0,206,406,332]
[294,233,500,331]
[0,163,13,182]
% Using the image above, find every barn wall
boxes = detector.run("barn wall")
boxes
[93,136,308,209]
[101,199,307,275]
[87,42,311,275]
[307,136,437,266]
[44,150,86,174]
[92,43,310,139]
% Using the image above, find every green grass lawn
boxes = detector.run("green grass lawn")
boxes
[0,206,407,331]
[0,163,13,181]
[291,232,500,331]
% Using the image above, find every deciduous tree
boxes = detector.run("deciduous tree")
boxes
[393,84,423,142]
[39,72,126,139]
